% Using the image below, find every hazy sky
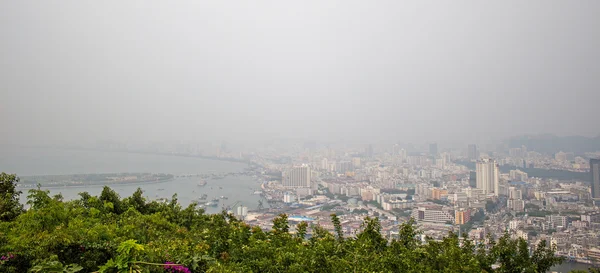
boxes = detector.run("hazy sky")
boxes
[1,1,599,147]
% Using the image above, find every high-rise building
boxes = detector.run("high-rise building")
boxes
[351,157,361,168]
[509,148,524,158]
[508,187,522,200]
[336,161,353,174]
[282,165,311,188]
[546,215,567,228]
[476,159,499,195]
[591,158,600,199]
[509,169,528,181]
[431,188,448,200]
[399,149,407,163]
[468,144,479,160]
[365,144,374,158]
[429,143,438,156]
[455,209,471,225]
[468,171,477,188]
[581,212,600,223]
[321,158,329,171]
[392,144,400,156]
[507,199,525,212]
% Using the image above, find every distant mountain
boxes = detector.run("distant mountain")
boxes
[505,134,600,155]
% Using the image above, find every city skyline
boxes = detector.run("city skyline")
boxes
[591,158,600,199]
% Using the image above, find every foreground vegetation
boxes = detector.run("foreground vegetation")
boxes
[0,173,569,272]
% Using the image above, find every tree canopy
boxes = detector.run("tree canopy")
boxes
[0,173,24,221]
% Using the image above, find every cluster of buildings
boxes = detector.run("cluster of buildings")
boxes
[246,142,600,265]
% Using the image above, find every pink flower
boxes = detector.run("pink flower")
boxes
[164,261,191,273]
[1,253,14,261]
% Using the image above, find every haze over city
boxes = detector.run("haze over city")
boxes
[1,1,599,148]
[4,2,600,272]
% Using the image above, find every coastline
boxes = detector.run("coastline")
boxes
[58,146,254,166]
[17,177,176,190]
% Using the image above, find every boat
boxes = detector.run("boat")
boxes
[205,201,218,207]
[253,190,263,195]
[157,188,165,191]
[199,194,208,200]
[211,198,220,203]
[197,180,207,186]
[220,196,228,200]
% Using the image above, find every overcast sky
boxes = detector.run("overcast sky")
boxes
[1,1,599,147]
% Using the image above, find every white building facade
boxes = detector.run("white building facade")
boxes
[476,159,499,196]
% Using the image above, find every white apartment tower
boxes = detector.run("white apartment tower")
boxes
[508,187,522,200]
[282,165,311,188]
[321,158,329,171]
[476,158,499,196]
